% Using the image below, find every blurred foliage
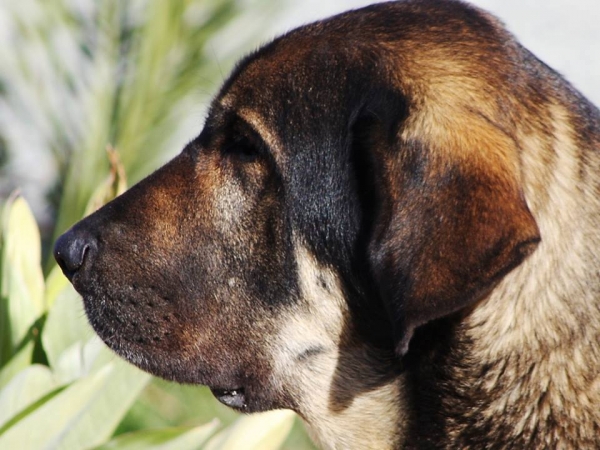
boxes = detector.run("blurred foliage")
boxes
[0,0,260,261]
[0,135,7,168]
[0,0,316,448]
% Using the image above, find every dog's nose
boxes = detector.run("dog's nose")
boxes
[53,228,97,281]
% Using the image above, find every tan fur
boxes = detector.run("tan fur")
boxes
[236,107,285,158]
[272,242,406,450]
[457,101,600,445]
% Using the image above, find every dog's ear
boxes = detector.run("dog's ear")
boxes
[352,101,540,356]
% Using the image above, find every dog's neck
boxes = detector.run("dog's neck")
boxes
[300,368,406,450]
[284,339,407,450]
[278,245,408,450]
[406,100,600,448]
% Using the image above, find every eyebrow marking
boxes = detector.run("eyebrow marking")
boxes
[236,108,285,161]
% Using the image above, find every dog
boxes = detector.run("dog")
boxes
[54,0,600,448]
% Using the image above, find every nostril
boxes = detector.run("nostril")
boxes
[53,229,97,281]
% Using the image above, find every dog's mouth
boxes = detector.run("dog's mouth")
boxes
[210,387,248,410]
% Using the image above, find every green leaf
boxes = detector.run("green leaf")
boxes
[55,359,151,450]
[0,195,45,367]
[0,360,150,450]
[95,420,219,450]
[42,262,116,385]
[0,364,57,431]
[1,196,44,310]
[203,409,296,450]
[44,264,69,310]
[42,281,94,370]
[53,336,114,385]
[0,341,34,391]
[0,364,111,448]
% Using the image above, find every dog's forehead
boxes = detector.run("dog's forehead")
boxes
[212,40,355,165]
[216,13,383,111]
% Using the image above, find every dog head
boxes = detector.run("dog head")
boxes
[54,1,540,447]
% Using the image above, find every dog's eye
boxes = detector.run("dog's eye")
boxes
[222,134,262,163]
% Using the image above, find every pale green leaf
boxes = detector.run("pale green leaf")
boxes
[0,360,150,450]
[0,341,34,391]
[0,195,45,366]
[2,196,44,312]
[42,282,94,370]
[56,359,152,450]
[0,363,112,449]
[0,364,57,431]
[53,336,114,385]
[95,420,219,450]
[203,409,296,450]
[44,264,69,310]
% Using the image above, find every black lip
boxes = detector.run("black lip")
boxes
[210,387,248,410]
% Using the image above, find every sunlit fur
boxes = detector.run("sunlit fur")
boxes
[272,243,406,449]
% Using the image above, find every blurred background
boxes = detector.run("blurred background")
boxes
[0,1,597,449]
